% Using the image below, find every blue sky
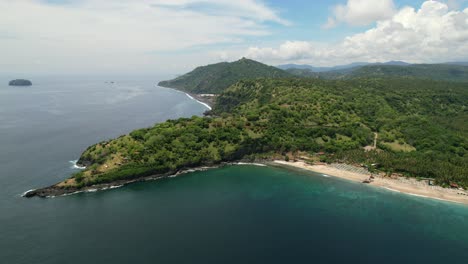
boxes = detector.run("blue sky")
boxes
[1,0,467,74]
[253,0,466,42]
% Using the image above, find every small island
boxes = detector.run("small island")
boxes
[9,79,32,86]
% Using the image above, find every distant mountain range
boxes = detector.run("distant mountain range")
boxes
[277,61,410,72]
[158,58,291,94]
[445,62,468,66]
[159,58,468,95]
[285,63,468,82]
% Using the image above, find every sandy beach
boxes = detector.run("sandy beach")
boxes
[273,160,468,205]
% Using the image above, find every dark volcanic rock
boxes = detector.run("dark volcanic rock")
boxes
[23,186,81,198]
[9,79,32,86]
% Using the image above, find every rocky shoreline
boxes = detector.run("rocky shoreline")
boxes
[23,158,468,205]
[23,160,268,198]
[24,86,222,198]
[23,173,170,198]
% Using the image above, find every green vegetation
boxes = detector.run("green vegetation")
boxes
[158,58,291,94]
[287,64,468,82]
[71,77,468,188]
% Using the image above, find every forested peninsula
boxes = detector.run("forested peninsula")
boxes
[25,69,468,198]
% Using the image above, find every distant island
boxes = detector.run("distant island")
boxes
[25,59,468,204]
[9,79,32,86]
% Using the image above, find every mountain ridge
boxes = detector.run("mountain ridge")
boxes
[286,63,468,82]
[278,61,410,72]
[158,58,292,94]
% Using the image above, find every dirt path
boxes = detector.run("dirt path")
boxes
[373,132,378,148]
[364,132,378,151]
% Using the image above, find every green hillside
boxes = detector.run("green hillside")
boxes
[287,64,468,82]
[158,58,292,94]
[63,78,467,189]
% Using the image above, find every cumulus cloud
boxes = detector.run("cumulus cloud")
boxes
[0,0,287,74]
[247,1,468,65]
[325,0,397,28]
[445,0,468,10]
[247,41,316,61]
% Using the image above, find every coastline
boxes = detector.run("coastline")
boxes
[24,84,467,204]
[25,84,218,198]
[184,93,213,110]
[156,84,215,110]
[23,165,219,198]
[23,162,267,198]
[272,160,468,205]
[24,159,468,205]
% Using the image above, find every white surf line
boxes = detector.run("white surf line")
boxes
[21,189,36,197]
[384,187,401,193]
[185,93,212,110]
[383,187,465,205]
[405,193,465,204]
[70,160,86,170]
[157,85,212,110]
[57,185,125,198]
[236,162,267,167]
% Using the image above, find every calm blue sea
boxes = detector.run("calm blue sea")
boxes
[0,76,467,264]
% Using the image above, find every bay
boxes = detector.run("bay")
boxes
[0,76,467,264]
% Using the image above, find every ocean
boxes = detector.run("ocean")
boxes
[0,76,467,264]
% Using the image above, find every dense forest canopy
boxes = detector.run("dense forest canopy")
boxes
[70,77,468,189]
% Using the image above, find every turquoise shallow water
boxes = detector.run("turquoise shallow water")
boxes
[1,77,467,263]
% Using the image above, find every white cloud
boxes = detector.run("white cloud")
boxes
[246,1,468,66]
[151,0,290,25]
[445,0,468,10]
[247,41,316,61]
[325,0,397,28]
[0,0,287,74]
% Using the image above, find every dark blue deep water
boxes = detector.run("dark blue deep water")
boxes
[0,76,467,264]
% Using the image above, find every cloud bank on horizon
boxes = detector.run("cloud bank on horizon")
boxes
[247,0,468,66]
[0,0,467,74]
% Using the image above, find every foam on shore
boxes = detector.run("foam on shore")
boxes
[185,93,212,110]
[70,160,86,170]
[21,189,36,197]
[384,187,401,193]
[272,160,468,205]
[57,185,125,198]
[236,162,267,167]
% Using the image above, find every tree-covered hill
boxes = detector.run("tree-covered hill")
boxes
[158,58,292,94]
[58,77,468,190]
[287,64,468,82]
